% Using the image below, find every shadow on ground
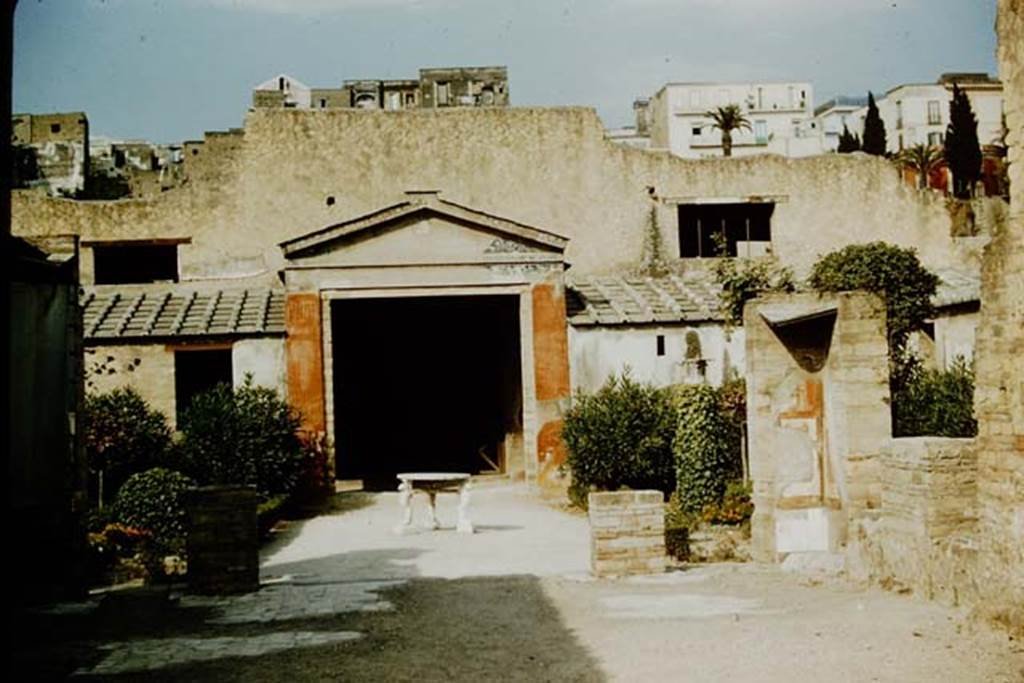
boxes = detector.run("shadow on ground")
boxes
[15,547,605,682]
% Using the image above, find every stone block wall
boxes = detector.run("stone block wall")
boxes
[746,292,890,561]
[588,490,666,577]
[851,438,979,604]
[970,0,1024,632]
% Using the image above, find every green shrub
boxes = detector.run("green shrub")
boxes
[893,357,977,437]
[808,242,942,435]
[700,480,754,525]
[561,372,677,508]
[174,377,304,498]
[674,384,743,516]
[83,387,173,505]
[111,467,194,556]
[808,242,938,359]
[713,257,795,326]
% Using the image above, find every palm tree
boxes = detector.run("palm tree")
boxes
[705,104,752,157]
[897,144,945,190]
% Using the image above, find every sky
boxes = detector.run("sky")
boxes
[13,0,999,144]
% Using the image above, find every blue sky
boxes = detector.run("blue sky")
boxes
[14,0,998,143]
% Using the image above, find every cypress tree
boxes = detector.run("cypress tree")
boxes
[837,123,861,153]
[944,84,982,199]
[862,91,887,156]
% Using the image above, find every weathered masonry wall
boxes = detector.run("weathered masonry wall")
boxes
[13,107,962,282]
[851,438,978,604]
[746,292,891,561]
[971,0,1024,632]
[589,490,666,577]
[84,339,287,429]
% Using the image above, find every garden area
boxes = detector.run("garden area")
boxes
[563,241,978,561]
[83,377,332,588]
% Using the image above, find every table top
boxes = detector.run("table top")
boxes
[396,472,471,482]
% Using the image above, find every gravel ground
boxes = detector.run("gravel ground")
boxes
[14,484,1023,681]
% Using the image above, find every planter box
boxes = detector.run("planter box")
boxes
[185,485,259,595]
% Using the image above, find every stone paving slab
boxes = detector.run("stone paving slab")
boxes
[78,631,363,676]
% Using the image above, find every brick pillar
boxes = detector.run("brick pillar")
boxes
[531,282,571,490]
[286,292,325,434]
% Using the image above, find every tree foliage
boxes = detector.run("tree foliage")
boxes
[111,467,194,556]
[84,387,173,505]
[808,242,938,357]
[897,144,945,190]
[892,357,977,438]
[837,124,861,153]
[705,104,752,158]
[862,92,888,156]
[944,84,982,199]
[561,372,677,508]
[174,377,305,499]
[673,384,743,516]
[713,257,795,326]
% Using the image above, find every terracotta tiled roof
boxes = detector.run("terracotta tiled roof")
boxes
[567,274,724,326]
[82,286,286,341]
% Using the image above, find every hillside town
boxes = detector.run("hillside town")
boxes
[6,1,1024,680]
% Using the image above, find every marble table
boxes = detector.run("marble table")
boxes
[394,472,474,534]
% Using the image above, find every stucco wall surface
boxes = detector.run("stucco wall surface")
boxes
[13,107,961,280]
[569,323,743,392]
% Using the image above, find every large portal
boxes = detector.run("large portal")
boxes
[332,294,522,489]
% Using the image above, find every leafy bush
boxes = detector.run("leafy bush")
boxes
[561,372,677,508]
[893,357,977,437]
[673,384,743,516]
[174,377,304,498]
[111,467,194,557]
[808,242,942,435]
[83,387,173,505]
[713,257,795,326]
[700,480,754,525]
[808,242,938,359]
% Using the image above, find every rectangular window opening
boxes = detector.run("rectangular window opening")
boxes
[174,348,233,422]
[92,243,179,284]
[678,202,775,258]
[656,335,666,357]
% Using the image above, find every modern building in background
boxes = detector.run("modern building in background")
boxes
[810,96,868,151]
[252,66,509,111]
[647,81,821,158]
[846,73,1004,153]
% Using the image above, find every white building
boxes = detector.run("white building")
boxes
[848,74,1004,153]
[648,81,822,158]
[810,96,868,151]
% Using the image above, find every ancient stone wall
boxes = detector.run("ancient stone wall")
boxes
[849,438,978,604]
[970,0,1024,632]
[12,107,961,281]
[588,490,666,577]
[746,292,890,561]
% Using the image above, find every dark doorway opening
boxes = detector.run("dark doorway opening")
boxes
[174,348,233,422]
[332,295,522,490]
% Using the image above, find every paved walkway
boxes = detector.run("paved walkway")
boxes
[21,482,1023,681]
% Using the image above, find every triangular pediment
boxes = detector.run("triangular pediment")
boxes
[280,192,568,268]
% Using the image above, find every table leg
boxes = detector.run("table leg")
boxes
[426,492,440,529]
[456,479,474,534]
[393,480,413,534]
